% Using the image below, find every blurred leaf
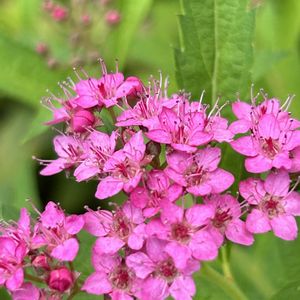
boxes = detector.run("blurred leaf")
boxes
[270,281,300,300]
[74,292,103,300]
[0,288,10,300]
[175,0,255,104]
[0,33,68,108]
[110,0,153,69]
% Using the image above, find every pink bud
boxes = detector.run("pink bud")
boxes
[105,10,121,25]
[81,14,91,26]
[42,0,54,12]
[36,42,48,55]
[51,5,68,22]
[47,267,74,292]
[71,109,95,132]
[32,255,49,270]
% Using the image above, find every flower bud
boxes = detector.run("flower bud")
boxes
[105,10,121,25]
[51,5,68,22]
[32,254,49,270]
[47,267,74,292]
[71,109,95,132]
[36,42,48,55]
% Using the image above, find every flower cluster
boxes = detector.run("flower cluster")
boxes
[0,202,83,299]
[3,62,300,299]
[37,0,121,68]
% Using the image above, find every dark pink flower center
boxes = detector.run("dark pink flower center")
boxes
[109,265,132,291]
[260,195,284,217]
[261,138,280,159]
[115,158,138,180]
[157,258,178,282]
[185,162,207,186]
[212,208,232,229]
[171,222,191,243]
[112,213,132,239]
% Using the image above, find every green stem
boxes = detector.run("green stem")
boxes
[202,264,248,300]
[24,273,44,284]
[108,107,117,124]
[221,246,233,280]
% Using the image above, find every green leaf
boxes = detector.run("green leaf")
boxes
[175,0,255,105]
[0,33,68,108]
[0,288,10,300]
[109,0,153,69]
[270,281,300,300]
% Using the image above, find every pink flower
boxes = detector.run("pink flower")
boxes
[12,283,40,300]
[96,131,147,199]
[105,10,121,25]
[82,252,140,299]
[130,169,183,217]
[146,107,212,153]
[0,237,27,291]
[51,5,68,22]
[231,114,300,173]
[126,237,199,300]
[74,131,117,182]
[239,170,300,240]
[73,62,142,109]
[165,147,234,196]
[84,202,146,254]
[37,202,84,261]
[146,203,218,268]
[202,194,254,246]
[39,135,88,176]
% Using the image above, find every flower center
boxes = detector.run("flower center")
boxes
[109,265,132,291]
[261,138,280,159]
[157,258,178,282]
[171,222,191,243]
[212,208,232,229]
[112,212,132,239]
[185,162,207,186]
[260,195,284,218]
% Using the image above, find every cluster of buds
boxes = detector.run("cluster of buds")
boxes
[36,0,121,68]
[0,202,83,299]
[3,61,300,299]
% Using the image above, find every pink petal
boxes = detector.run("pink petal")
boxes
[239,178,265,205]
[284,192,300,216]
[94,237,125,255]
[18,208,30,235]
[51,238,79,261]
[188,131,212,147]
[12,283,40,300]
[270,215,298,240]
[40,158,66,176]
[65,215,84,235]
[229,119,251,134]
[232,101,252,120]
[82,271,112,295]
[74,162,99,182]
[265,169,290,197]
[40,201,65,228]
[258,114,280,139]
[231,136,258,156]
[272,152,292,170]
[209,169,234,193]
[126,252,155,279]
[95,176,124,199]
[122,202,144,224]
[195,147,221,171]
[83,211,112,237]
[130,187,150,209]
[165,167,187,187]
[187,182,212,196]
[225,219,254,246]
[6,268,24,291]
[141,277,169,300]
[146,237,168,263]
[165,242,191,269]
[185,204,214,227]
[124,131,145,162]
[146,219,169,240]
[128,224,146,250]
[170,276,196,300]
[146,129,172,144]
[246,209,271,233]
[245,155,272,173]
[189,231,218,261]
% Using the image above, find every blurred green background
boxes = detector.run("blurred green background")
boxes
[1,0,300,299]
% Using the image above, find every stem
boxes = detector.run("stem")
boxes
[24,273,44,284]
[67,262,80,300]
[108,107,117,124]
[202,264,248,300]
[221,246,233,280]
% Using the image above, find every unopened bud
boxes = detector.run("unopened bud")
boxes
[47,267,74,292]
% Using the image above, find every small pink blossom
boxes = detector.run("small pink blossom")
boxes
[146,203,218,268]
[239,170,300,240]
[231,113,300,173]
[96,131,148,199]
[165,147,234,196]
[74,131,117,182]
[39,135,88,176]
[130,169,183,217]
[202,194,254,246]
[84,202,146,254]
[37,202,84,261]
[0,237,27,291]
[82,252,140,299]
[105,10,121,25]
[126,237,199,300]
[51,5,68,22]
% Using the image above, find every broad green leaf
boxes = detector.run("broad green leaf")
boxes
[0,33,68,108]
[270,281,300,300]
[0,288,10,300]
[109,0,153,69]
[175,0,255,105]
